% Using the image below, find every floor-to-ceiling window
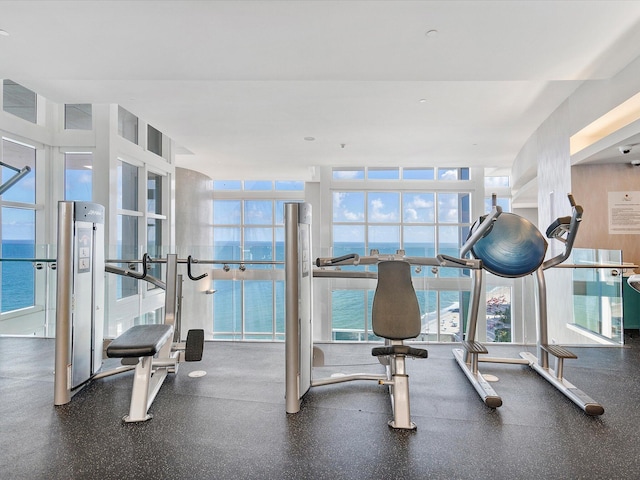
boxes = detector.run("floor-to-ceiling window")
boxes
[116,159,140,299]
[483,174,514,342]
[327,166,477,341]
[64,152,93,201]
[0,138,37,313]
[211,181,303,340]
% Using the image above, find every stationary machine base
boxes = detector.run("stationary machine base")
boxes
[452,348,502,408]
[520,352,604,416]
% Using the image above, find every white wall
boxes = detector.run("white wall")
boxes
[511,53,640,344]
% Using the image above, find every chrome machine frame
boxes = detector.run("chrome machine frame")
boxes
[453,194,605,416]
[54,201,204,421]
[284,201,480,429]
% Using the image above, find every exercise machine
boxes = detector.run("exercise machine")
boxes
[284,202,479,429]
[0,161,31,195]
[54,201,204,422]
[453,194,605,415]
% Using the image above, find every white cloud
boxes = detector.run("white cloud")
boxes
[407,196,433,209]
[369,198,397,222]
[333,192,364,221]
[333,170,361,180]
[405,208,418,221]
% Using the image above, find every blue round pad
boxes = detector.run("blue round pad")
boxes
[470,213,547,278]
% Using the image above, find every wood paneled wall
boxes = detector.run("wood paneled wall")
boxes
[571,163,640,271]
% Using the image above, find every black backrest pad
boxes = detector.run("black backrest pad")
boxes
[372,261,421,340]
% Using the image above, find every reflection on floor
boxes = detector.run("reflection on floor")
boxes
[1,336,640,479]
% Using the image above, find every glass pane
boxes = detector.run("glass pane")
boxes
[275,280,285,333]
[147,172,162,214]
[403,192,435,223]
[213,180,241,190]
[439,226,463,277]
[275,181,304,191]
[3,80,36,123]
[244,200,273,225]
[368,225,399,253]
[366,290,379,341]
[438,193,457,223]
[486,286,512,342]
[403,168,434,180]
[147,218,163,282]
[275,200,288,225]
[332,289,366,341]
[368,168,399,180]
[118,106,138,144]
[417,289,438,338]
[1,208,35,312]
[441,291,463,340]
[213,200,241,225]
[460,193,470,223]
[333,225,365,257]
[484,196,511,214]
[64,153,92,201]
[438,168,469,180]
[213,280,242,336]
[403,226,435,259]
[485,176,510,188]
[147,125,162,157]
[275,227,284,267]
[117,161,138,211]
[333,168,364,180]
[244,281,273,333]
[116,215,139,299]
[2,139,36,203]
[64,104,92,130]
[213,227,240,261]
[245,227,272,266]
[333,191,364,222]
[572,248,623,343]
[368,192,399,223]
[244,181,272,191]
[438,225,462,254]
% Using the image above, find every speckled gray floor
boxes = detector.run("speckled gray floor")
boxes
[1,336,640,480]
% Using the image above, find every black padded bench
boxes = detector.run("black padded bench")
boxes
[372,345,428,358]
[107,324,174,359]
[106,324,175,422]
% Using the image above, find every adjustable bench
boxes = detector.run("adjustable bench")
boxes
[106,324,175,422]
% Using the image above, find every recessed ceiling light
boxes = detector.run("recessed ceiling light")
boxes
[304,136,315,141]
[425,29,438,38]
[419,98,428,103]
[0,29,9,37]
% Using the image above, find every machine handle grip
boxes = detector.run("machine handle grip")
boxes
[187,255,208,281]
[316,253,360,267]
[543,194,583,269]
[127,253,149,280]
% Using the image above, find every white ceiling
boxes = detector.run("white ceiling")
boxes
[2,1,640,180]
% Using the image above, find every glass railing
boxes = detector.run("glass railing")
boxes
[563,248,631,345]
[0,244,56,337]
[0,245,635,347]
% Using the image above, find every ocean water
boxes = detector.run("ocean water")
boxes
[1,240,35,312]
[213,241,468,337]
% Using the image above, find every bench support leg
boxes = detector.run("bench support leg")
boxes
[123,356,168,423]
[380,355,416,430]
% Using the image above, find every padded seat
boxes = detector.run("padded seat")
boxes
[371,261,427,358]
[106,324,174,358]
